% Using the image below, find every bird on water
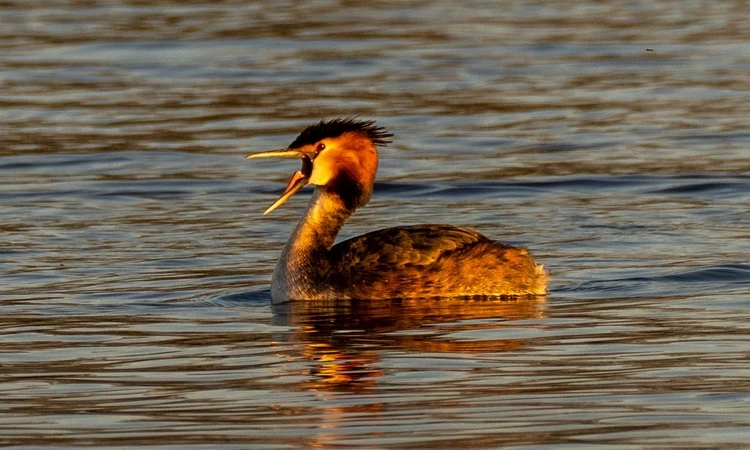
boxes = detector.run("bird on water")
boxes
[247,118,548,303]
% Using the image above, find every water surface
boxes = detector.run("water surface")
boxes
[2,1,750,448]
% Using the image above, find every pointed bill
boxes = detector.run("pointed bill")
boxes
[247,147,314,215]
[262,170,309,215]
[246,148,305,160]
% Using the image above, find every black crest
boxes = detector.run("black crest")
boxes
[289,117,393,149]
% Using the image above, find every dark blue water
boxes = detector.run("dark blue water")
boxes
[2,1,750,448]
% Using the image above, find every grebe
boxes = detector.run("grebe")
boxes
[248,118,548,302]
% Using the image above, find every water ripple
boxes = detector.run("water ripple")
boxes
[2,1,750,448]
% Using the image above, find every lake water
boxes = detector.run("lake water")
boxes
[2,1,750,448]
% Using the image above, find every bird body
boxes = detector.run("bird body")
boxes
[248,118,548,303]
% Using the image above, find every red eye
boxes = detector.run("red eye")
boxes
[316,143,325,153]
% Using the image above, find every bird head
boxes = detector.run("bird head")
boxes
[247,118,392,214]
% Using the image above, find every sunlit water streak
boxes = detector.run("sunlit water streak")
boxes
[2,1,750,448]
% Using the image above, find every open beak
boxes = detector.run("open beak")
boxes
[246,148,313,215]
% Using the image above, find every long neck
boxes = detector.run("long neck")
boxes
[276,187,354,294]
[292,187,353,251]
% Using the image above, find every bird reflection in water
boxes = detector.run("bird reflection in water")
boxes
[272,296,547,392]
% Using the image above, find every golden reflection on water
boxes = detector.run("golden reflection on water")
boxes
[273,296,547,392]
[3,0,750,447]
